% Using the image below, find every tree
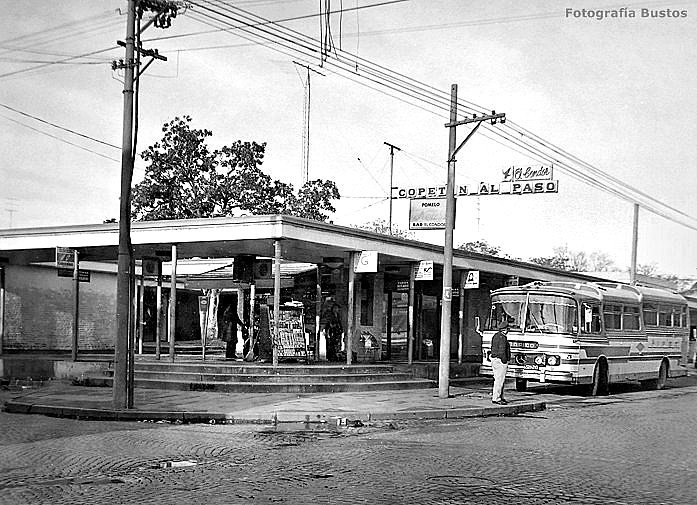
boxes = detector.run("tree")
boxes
[458,240,502,257]
[131,116,340,222]
[589,251,616,272]
[355,218,414,239]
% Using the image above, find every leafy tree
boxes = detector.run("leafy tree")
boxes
[131,116,340,222]
[458,240,502,257]
[589,251,616,272]
[355,218,414,239]
[637,263,658,276]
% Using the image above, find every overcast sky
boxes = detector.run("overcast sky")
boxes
[1,0,696,276]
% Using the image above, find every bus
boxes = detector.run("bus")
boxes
[480,281,689,395]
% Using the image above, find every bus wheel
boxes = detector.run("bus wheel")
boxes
[641,361,668,391]
[515,378,528,392]
[589,360,609,396]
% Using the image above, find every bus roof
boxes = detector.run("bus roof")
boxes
[492,281,686,306]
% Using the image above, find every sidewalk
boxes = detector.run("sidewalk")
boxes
[1,379,545,425]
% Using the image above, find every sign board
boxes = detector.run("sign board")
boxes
[463,270,480,289]
[354,250,378,273]
[142,257,161,277]
[393,164,558,199]
[409,198,448,230]
[198,296,209,341]
[396,280,410,292]
[413,260,434,281]
[57,268,90,282]
[55,247,75,269]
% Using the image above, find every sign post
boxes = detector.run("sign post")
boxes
[198,295,209,360]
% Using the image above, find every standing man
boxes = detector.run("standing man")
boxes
[491,319,511,405]
[222,303,246,360]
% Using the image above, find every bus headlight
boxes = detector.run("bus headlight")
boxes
[534,355,545,366]
[546,355,560,366]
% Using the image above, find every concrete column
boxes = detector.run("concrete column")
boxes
[346,252,356,365]
[273,239,281,367]
[315,266,322,360]
[169,244,177,362]
[0,266,5,356]
[247,283,256,361]
[155,273,162,360]
[407,262,415,364]
[72,250,79,361]
[458,271,465,365]
[138,273,144,355]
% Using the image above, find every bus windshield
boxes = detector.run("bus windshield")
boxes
[525,294,578,335]
[487,294,525,331]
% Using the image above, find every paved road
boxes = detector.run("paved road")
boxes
[2,377,697,504]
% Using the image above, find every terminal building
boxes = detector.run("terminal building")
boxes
[0,215,693,384]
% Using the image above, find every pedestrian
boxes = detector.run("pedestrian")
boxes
[491,319,511,405]
[222,304,246,360]
[324,303,343,362]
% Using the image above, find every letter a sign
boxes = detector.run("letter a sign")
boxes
[464,270,480,289]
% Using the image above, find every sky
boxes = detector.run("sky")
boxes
[1,0,696,277]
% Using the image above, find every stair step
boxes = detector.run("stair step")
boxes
[125,371,415,383]
[133,363,395,375]
[97,377,435,394]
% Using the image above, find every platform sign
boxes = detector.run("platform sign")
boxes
[463,270,479,289]
[354,250,378,273]
[56,247,75,269]
[57,268,90,282]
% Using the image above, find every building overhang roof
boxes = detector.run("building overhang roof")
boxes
[0,214,607,282]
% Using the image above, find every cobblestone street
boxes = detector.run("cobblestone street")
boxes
[2,379,697,505]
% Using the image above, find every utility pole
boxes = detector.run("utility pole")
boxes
[113,0,137,410]
[438,83,505,399]
[630,203,639,284]
[384,141,401,235]
[294,61,324,185]
[113,0,177,410]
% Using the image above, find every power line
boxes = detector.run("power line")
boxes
[0,103,120,149]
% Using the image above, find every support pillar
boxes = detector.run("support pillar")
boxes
[346,252,356,365]
[0,266,5,356]
[458,271,465,365]
[315,266,322,360]
[407,262,415,365]
[72,250,79,361]
[273,239,282,367]
[155,273,162,360]
[138,273,144,355]
[169,244,177,362]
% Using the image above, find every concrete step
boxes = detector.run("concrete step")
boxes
[133,362,396,375]
[96,376,435,393]
[124,371,416,384]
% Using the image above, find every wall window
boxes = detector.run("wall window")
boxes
[581,303,601,334]
[603,304,622,330]
[622,305,641,330]
[643,304,658,326]
[658,305,672,327]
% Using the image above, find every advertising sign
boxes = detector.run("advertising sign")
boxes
[463,270,480,289]
[57,268,90,282]
[354,250,378,273]
[56,247,75,269]
[413,260,434,281]
[409,198,448,230]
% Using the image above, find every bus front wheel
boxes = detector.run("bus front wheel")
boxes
[589,360,609,396]
[515,378,528,392]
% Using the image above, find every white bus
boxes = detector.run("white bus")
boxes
[480,281,689,395]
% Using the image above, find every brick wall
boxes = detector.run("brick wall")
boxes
[3,265,116,351]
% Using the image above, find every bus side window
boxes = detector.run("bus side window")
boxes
[582,303,601,333]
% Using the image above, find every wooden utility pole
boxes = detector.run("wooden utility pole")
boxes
[113,0,136,410]
[439,84,505,399]
[630,203,639,284]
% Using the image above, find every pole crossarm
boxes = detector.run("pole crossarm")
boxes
[445,111,506,128]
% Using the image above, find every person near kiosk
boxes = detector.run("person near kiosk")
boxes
[222,304,246,360]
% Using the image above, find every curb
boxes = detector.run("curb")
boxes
[2,400,546,425]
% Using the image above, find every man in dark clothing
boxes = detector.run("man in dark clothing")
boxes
[490,319,511,404]
[222,304,246,360]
